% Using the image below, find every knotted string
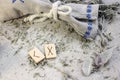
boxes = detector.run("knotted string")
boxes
[24,1,72,22]
[24,1,99,39]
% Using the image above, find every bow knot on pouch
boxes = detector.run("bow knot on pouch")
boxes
[44,1,72,21]
[0,0,99,39]
[24,1,72,22]
[24,1,99,39]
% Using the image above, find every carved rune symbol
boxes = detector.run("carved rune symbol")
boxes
[33,51,40,58]
[47,46,53,55]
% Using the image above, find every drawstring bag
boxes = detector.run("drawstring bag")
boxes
[0,0,99,39]
[25,1,100,39]
[0,0,117,76]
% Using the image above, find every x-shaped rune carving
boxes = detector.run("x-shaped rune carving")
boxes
[33,51,40,58]
[47,46,53,55]
[12,0,24,3]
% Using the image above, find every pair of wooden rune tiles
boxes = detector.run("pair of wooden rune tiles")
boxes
[28,44,56,63]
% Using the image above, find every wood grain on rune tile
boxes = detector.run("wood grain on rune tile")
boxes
[28,47,45,63]
[44,44,57,59]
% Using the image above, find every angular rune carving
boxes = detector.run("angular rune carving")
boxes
[47,46,53,56]
[33,51,40,58]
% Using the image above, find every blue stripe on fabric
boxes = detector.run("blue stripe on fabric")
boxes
[83,5,93,38]
[88,25,92,31]
[12,0,16,3]
[87,4,92,9]
[87,8,92,13]
[86,14,91,19]
[88,20,92,26]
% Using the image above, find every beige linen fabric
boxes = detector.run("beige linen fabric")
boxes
[0,0,99,39]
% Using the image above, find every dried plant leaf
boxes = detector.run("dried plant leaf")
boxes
[82,58,93,76]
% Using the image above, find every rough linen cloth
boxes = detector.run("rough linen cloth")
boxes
[0,0,99,39]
